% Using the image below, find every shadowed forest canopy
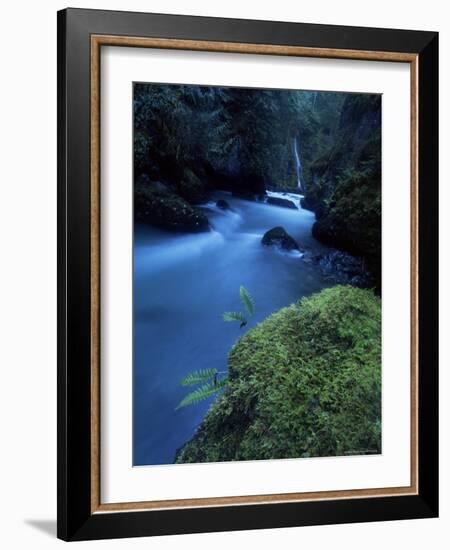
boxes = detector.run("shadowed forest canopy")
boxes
[134,84,348,192]
[134,83,381,286]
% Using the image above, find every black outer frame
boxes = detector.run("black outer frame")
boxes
[57,8,439,542]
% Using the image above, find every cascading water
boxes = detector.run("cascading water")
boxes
[133,192,329,466]
[293,136,303,192]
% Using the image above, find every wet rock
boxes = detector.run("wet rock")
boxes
[232,189,257,201]
[300,195,320,213]
[261,226,300,251]
[136,174,171,194]
[135,184,209,233]
[267,196,297,209]
[312,250,372,287]
[216,199,231,210]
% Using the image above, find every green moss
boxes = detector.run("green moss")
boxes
[135,184,209,233]
[175,286,381,463]
[304,95,381,288]
[312,166,381,286]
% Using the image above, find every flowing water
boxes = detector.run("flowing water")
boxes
[133,192,331,466]
[293,137,303,192]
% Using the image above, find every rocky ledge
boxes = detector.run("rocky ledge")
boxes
[135,182,209,233]
[303,249,372,288]
[261,226,301,251]
[266,196,297,209]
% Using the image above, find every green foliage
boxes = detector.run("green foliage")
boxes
[177,369,228,410]
[222,286,254,328]
[223,312,246,323]
[175,286,381,463]
[304,94,382,288]
[178,286,256,410]
[313,165,381,284]
[180,368,219,387]
[176,379,228,410]
[239,286,254,316]
[134,83,346,193]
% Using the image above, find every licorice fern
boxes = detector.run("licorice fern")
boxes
[180,368,218,387]
[223,311,246,323]
[177,286,255,410]
[176,378,228,409]
[239,286,254,316]
[222,286,254,328]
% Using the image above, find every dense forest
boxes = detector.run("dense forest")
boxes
[133,83,382,466]
[134,83,381,287]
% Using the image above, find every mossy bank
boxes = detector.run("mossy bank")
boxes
[175,286,381,463]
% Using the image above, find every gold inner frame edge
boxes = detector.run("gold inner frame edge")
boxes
[90,34,419,514]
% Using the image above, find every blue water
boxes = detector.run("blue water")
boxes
[133,192,330,466]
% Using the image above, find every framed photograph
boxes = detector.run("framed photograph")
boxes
[57,8,438,541]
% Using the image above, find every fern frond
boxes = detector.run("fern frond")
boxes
[176,379,228,409]
[223,311,246,323]
[180,368,218,387]
[239,286,254,316]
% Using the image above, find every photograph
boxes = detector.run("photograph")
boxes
[133,83,382,467]
[52,4,438,543]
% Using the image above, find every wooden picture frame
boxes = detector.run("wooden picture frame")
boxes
[57,8,438,541]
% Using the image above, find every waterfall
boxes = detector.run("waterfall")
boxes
[293,137,303,192]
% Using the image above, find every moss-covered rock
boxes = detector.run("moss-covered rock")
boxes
[303,95,382,289]
[311,167,381,288]
[175,286,381,463]
[135,183,209,233]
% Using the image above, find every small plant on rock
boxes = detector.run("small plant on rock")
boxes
[223,286,254,328]
[176,368,227,410]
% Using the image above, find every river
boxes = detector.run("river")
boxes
[133,191,331,466]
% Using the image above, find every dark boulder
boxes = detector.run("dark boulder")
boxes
[135,184,209,233]
[267,185,296,193]
[136,174,172,194]
[239,170,266,195]
[216,199,231,210]
[300,195,324,215]
[201,161,236,191]
[267,196,297,209]
[232,189,256,201]
[256,192,267,202]
[261,226,300,251]
[177,168,209,204]
[312,199,381,291]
